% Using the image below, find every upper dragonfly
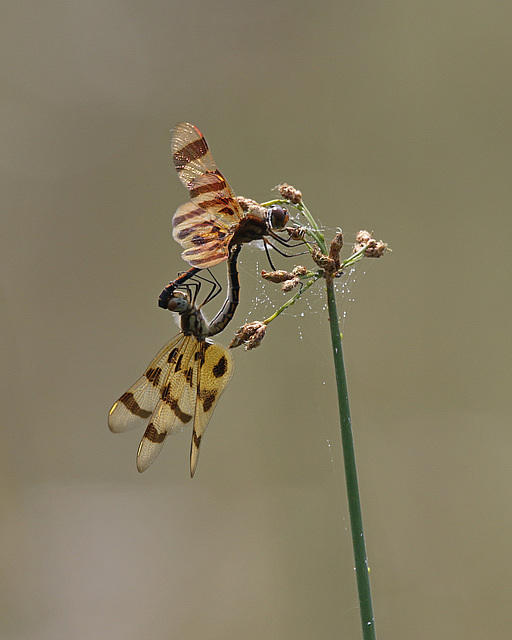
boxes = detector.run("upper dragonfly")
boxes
[171,122,290,269]
[109,245,241,477]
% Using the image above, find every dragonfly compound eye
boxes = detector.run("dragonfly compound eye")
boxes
[267,205,289,231]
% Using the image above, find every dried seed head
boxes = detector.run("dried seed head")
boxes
[261,269,295,283]
[236,196,267,218]
[363,240,388,258]
[312,246,337,272]
[236,196,258,211]
[282,277,301,292]
[277,183,302,204]
[355,230,372,245]
[229,321,267,350]
[327,231,343,271]
[292,265,308,277]
[329,231,343,257]
[261,265,307,291]
[353,230,388,258]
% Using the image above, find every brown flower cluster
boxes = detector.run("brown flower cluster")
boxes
[277,183,302,205]
[229,321,267,350]
[236,196,267,218]
[353,230,388,258]
[311,231,344,281]
[261,265,307,291]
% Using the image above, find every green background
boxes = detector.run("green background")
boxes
[2,1,512,638]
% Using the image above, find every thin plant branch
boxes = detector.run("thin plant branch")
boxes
[326,277,377,640]
[232,186,387,640]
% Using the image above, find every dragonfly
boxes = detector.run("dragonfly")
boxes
[171,122,292,270]
[108,245,241,477]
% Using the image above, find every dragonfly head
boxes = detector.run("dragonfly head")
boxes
[167,291,191,315]
[266,204,289,231]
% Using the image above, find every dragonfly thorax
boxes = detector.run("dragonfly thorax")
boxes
[180,307,209,338]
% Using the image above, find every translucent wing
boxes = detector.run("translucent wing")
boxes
[108,334,185,435]
[135,335,201,472]
[172,201,233,268]
[109,334,199,472]
[109,332,234,475]
[190,340,235,477]
[171,122,219,186]
[171,122,244,268]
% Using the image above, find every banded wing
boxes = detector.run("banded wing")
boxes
[172,202,233,268]
[108,334,194,470]
[171,122,244,268]
[108,334,234,476]
[189,340,234,476]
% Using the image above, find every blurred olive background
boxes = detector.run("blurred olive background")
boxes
[2,1,512,639]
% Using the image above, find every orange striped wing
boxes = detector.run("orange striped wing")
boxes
[171,122,244,268]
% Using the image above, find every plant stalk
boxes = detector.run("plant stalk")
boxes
[325,279,377,640]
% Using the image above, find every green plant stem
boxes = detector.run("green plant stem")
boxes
[294,201,327,253]
[325,279,377,640]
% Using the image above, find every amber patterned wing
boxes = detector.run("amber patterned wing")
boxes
[108,333,193,470]
[171,122,245,268]
[108,333,234,476]
[189,339,234,476]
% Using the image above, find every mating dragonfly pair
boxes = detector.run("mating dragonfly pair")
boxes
[109,123,298,476]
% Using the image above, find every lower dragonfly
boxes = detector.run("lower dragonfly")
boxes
[108,245,241,477]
